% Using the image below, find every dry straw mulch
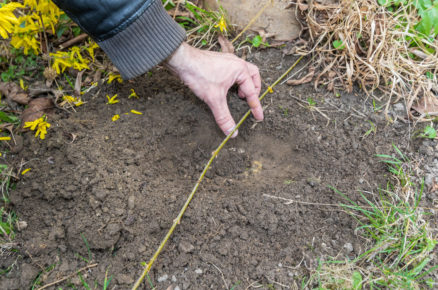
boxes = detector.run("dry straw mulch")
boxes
[296,0,438,120]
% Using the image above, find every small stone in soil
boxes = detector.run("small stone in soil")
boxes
[116,273,134,285]
[195,268,203,274]
[157,274,168,282]
[178,241,195,253]
[128,195,135,209]
[344,243,354,253]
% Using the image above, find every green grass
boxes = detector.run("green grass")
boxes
[31,263,57,290]
[0,164,18,278]
[305,145,437,289]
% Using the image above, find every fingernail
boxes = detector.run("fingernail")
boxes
[225,126,238,138]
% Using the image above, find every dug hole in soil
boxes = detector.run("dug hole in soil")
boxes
[1,48,436,289]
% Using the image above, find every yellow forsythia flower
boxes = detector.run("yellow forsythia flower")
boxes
[23,116,51,139]
[106,94,119,104]
[215,15,227,33]
[50,47,90,74]
[86,42,99,62]
[129,89,139,99]
[0,2,23,39]
[63,95,84,107]
[0,137,11,141]
[267,86,274,93]
[21,168,31,175]
[107,73,123,84]
[112,114,120,121]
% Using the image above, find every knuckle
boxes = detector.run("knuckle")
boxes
[215,115,232,127]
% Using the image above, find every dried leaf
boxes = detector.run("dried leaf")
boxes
[0,82,30,105]
[218,35,234,54]
[21,98,55,125]
[74,70,84,96]
[0,123,14,130]
[93,70,102,83]
[412,96,438,116]
[287,68,315,86]
[431,180,438,192]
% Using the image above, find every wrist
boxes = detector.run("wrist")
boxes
[165,42,192,76]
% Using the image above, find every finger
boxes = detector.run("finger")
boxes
[248,63,261,97]
[239,63,261,99]
[236,69,264,121]
[206,93,238,138]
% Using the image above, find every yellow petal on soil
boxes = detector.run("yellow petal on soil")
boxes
[20,79,28,90]
[107,73,123,84]
[106,94,119,104]
[112,114,120,121]
[21,168,31,175]
[129,89,139,99]
[0,137,11,141]
[130,110,143,115]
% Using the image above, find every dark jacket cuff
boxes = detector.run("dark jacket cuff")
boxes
[97,1,186,80]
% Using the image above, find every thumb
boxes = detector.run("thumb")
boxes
[206,93,238,138]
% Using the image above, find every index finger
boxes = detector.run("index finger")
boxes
[237,69,264,121]
[248,63,261,98]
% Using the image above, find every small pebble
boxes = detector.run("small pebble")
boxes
[344,243,354,253]
[128,195,135,210]
[157,274,168,283]
[178,241,195,254]
[392,103,405,114]
[195,269,203,274]
[17,220,28,231]
[174,287,181,290]
[171,275,177,282]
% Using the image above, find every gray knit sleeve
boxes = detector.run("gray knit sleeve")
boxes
[97,1,186,80]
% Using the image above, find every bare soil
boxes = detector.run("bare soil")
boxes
[1,48,434,289]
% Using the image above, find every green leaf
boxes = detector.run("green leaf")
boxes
[251,35,263,48]
[423,125,437,139]
[0,111,19,123]
[352,271,363,290]
[333,40,345,50]
[162,0,176,11]
[426,71,434,79]
[56,25,67,38]
[0,221,11,235]
[72,26,82,37]
[416,4,438,37]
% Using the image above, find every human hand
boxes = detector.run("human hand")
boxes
[165,42,263,137]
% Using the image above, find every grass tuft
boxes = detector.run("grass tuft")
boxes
[306,146,437,289]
